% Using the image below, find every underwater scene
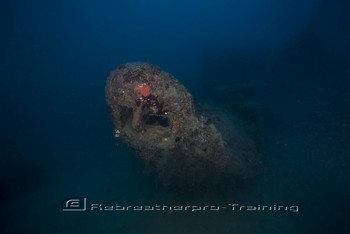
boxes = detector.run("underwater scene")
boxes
[1,0,349,233]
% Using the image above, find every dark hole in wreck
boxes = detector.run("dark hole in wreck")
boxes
[142,115,170,127]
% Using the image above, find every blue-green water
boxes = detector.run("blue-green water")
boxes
[1,0,349,233]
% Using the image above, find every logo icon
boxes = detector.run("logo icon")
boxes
[62,198,87,211]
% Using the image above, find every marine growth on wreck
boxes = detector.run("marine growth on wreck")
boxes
[106,62,261,189]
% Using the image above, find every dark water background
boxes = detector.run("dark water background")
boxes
[1,0,349,233]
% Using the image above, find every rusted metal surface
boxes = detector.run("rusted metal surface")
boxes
[106,62,261,189]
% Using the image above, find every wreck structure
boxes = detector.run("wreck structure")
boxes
[106,62,261,189]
